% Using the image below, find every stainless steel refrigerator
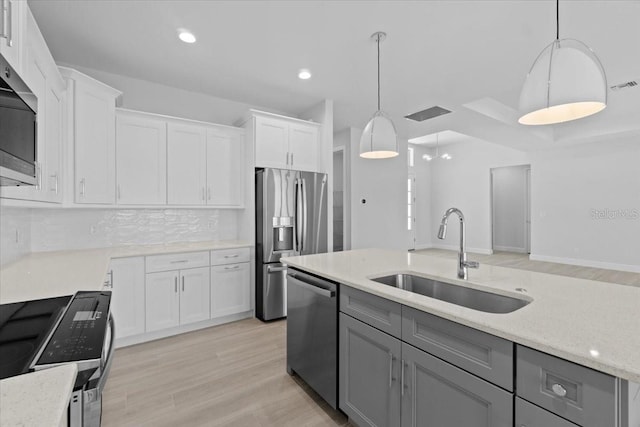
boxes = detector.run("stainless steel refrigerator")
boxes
[255,168,328,321]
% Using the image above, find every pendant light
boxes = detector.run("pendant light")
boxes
[360,31,399,159]
[518,0,607,125]
[422,133,452,161]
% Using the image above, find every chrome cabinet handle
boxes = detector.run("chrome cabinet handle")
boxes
[224,265,240,270]
[401,359,405,396]
[202,187,205,200]
[80,178,86,197]
[388,352,395,387]
[50,174,58,194]
[224,254,239,259]
[551,383,567,397]
[0,0,5,41]
[286,152,289,165]
[291,153,294,166]
[117,184,121,200]
[170,260,188,264]
[181,276,185,291]
[104,270,113,289]
[1,0,12,46]
[174,277,178,293]
[207,187,211,200]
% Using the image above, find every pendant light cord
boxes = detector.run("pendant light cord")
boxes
[556,0,559,40]
[377,33,381,111]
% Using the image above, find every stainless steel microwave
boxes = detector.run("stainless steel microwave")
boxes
[0,53,37,186]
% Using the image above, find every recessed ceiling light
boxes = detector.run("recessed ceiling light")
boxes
[178,30,196,44]
[298,69,312,80]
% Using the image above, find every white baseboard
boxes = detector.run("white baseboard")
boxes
[493,245,528,254]
[430,243,493,255]
[114,310,253,348]
[529,254,640,273]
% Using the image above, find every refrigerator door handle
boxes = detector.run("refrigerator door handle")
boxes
[295,178,303,253]
[302,178,308,254]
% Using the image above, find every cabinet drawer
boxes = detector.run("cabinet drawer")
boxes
[210,248,250,265]
[145,251,210,273]
[516,345,616,427]
[340,286,401,338]
[402,306,513,390]
[516,398,578,427]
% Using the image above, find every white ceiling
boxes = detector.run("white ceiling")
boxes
[28,0,640,150]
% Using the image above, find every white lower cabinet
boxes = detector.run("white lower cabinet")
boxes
[210,262,250,318]
[179,267,211,325]
[108,257,145,339]
[145,270,180,332]
[145,267,210,332]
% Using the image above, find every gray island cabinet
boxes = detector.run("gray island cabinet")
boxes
[335,283,637,427]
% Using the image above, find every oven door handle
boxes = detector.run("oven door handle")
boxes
[96,314,116,395]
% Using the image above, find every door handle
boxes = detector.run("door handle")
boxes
[388,352,395,387]
[207,187,211,200]
[224,265,240,271]
[181,276,185,292]
[174,277,178,293]
[401,360,406,396]
[267,265,286,273]
[80,178,86,197]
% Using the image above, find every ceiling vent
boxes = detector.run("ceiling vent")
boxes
[610,80,638,91]
[404,106,452,122]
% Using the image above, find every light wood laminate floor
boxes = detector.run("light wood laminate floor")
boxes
[102,319,351,427]
[415,249,640,288]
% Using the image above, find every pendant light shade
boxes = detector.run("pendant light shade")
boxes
[360,32,398,159]
[518,1,607,125]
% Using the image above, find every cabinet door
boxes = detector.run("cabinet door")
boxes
[206,129,243,207]
[254,116,288,169]
[400,342,512,427]
[288,122,318,172]
[210,262,250,318]
[44,84,63,202]
[167,123,207,205]
[74,80,116,204]
[0,0,26,73]
[145,270,180,332]
[116,112,167,205]
[109,257,145,339]
[179,267,210,325]
[340,313,401,427]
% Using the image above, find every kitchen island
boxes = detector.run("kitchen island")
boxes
[282,248,640,427]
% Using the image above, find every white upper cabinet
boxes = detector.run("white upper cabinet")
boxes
[255,116,288,169]
[250,111,320,172]
[288,122,319,172]
[116,110,167,205]
[167,122,207,205]
[0,0,26,74]
[60,67,122,205]
[206,128,244,207]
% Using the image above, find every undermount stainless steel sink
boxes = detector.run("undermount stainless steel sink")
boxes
[371,274,529,314]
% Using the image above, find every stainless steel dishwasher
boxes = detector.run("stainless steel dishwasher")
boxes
[286,268,338,409]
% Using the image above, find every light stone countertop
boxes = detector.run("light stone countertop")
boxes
[0,240,252,304]
[282,248,640,383]
[0,364,77,427]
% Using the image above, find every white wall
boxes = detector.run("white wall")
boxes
[348,128,408,250]
[491,165,529,253]
[430,139,528,254]
[0,205,32,266]
[529,136,640,272]
[60,63,290,126]
[410,145,433,249]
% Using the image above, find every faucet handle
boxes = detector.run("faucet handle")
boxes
[464,260,479,269]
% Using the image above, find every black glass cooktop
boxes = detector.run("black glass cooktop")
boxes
[0,295,72,379]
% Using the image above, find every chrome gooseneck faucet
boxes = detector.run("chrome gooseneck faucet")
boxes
[437,208,479,279]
